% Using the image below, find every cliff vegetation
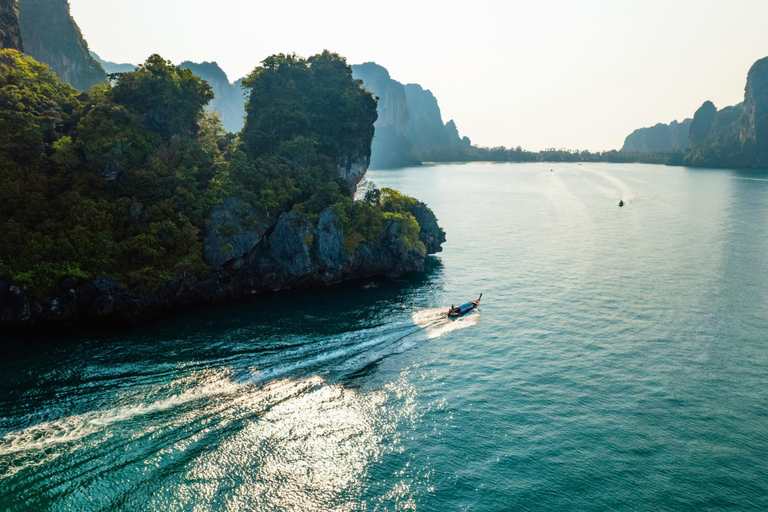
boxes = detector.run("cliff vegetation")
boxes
[0,49,443,324]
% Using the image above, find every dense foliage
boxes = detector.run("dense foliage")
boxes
[241,51,376,191]
[0,50,223,294]
[0,49,423,297]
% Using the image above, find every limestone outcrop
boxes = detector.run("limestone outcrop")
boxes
[0,206,445,326]
[17,0,106,90]
[621,119,691,152]
[741,57,768,167]
[0,0,22,50]
[689,101,717,147]
[352,62,419,169]
[352,62,465,168]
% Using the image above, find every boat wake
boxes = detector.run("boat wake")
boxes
[0,306,479,478]
[412,307,480,339]
[583,167,636,202]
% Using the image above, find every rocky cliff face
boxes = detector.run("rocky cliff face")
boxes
[181,61,246,133]
[741,56,768,167]
[404,83,461,149]
[352,63,408,135]
[621,118,691,152]
[17,0,105,90]
[203,198,273,270]
[0,0,22,50]
[689,101,717,147]
[337,148,372,187]
[352,62,465,168]
[0,206,446,326]
[352,62,419,169]
[410,201,446,254]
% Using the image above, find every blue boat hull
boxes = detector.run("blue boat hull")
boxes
[447,295,482,317]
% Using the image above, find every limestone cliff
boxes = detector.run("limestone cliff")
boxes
[741,56,768,167]
[621,118,691,152]
[0,0,22,50]
[203,198,273,270]
[623,56,768,168]
[180,61,246,133]
[0,206,446,326]
[352,63,408,135]
[352,62,465,168]
[683,102,744,168]
[352,62,419,169]
[404,83,461,149]
[17,0,105,90]
[689,101,717,147]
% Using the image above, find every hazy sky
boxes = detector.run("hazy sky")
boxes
[70,0,768,151]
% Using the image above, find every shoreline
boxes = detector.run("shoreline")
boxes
[0,206,446,330]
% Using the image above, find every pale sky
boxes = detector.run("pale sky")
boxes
[70,0,768,151]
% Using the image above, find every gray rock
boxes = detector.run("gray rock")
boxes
[313,208,348,271]
[204,198,271,270]
[410,201,446,254]
[0,280,31,325]
[17,0,106,91]
[0,0,23,51]
[267,212,314,278]
[227,258,245,271]
[337,149,370,188]
[0,198,446,327]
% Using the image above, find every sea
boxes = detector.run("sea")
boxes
[2,162,768,511]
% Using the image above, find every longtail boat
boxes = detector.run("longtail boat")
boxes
[447,294,482,318]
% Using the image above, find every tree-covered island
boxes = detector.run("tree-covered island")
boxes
[0,50,445,326]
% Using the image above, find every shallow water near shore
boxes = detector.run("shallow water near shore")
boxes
[2,162,768,511]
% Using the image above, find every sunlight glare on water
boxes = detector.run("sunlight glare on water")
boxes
[2,162,768,511]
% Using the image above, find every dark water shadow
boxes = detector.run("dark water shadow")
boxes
[0,258,445,363]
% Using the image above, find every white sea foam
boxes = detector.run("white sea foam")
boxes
[0,372,242,459]
[412,307,480,339]
[0,308,478,470]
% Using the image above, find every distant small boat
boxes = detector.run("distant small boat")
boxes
[618,200,624,207]
[448,294,482,318]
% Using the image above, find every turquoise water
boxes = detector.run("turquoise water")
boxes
[2,162,768,510]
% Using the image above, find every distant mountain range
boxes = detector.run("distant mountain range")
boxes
[3,0,470,161]
[351,62,470,169]
[8,0,768,169]
[621,119,691,152]
[91,54,248,134]
[620,56,768,169]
